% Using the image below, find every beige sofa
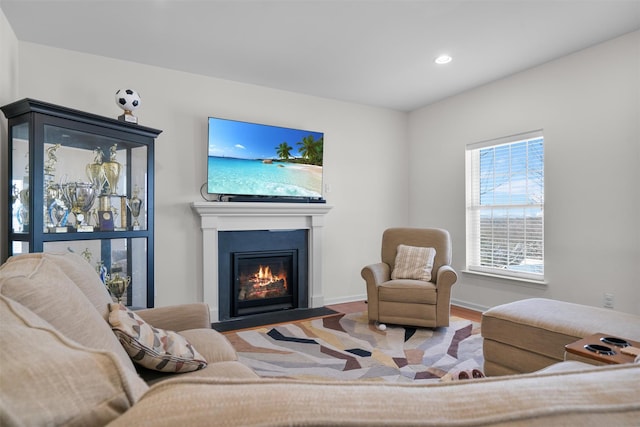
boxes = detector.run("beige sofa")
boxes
[1,252,639,426]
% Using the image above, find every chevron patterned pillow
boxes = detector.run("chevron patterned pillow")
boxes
[108,303,207,373]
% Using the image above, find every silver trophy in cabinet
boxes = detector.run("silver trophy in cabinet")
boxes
[126,186,143,230]
[61,181,98,232]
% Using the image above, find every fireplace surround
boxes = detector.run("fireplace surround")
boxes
[218,229,308,320]
[191,202,332,322]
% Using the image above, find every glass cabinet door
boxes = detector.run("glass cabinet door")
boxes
[42,238,148,307]
[10,121,28,227]
[3,98,160,308]
[40,124,149,234]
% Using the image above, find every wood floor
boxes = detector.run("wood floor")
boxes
[327,300,482,323]
[222,301,483,334]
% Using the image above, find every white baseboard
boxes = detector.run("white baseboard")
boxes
[322,295,489,314]
[323,294,367,306]
[451,298,490,313]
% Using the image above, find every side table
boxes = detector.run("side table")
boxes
[565,333,640,365]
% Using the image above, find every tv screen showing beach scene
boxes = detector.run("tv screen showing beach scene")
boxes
[208,117,324,199]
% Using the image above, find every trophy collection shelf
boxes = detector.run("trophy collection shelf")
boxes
[2,98,162,308]
[9,229,151,242]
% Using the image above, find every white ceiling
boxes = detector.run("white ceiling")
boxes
[2,1,639,111]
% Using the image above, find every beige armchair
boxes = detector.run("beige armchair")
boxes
[361,228,458,328]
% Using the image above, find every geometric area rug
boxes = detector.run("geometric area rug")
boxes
[224,311,484,383]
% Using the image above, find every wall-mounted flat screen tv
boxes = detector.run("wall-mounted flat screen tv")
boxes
[208,117,324,201]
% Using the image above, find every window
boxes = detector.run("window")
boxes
[465,130,544,281]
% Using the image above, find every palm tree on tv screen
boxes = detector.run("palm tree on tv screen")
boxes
[275,142,293,160]
[297,135,323,166]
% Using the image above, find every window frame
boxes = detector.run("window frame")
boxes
[465,130,545,283]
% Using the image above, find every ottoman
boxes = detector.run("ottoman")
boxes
[481,298,640,376]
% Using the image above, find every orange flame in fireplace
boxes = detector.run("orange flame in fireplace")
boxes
[238,265,288,300]
[252,265,286,287]
[257,265,272,281]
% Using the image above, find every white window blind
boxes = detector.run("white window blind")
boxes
[465,130,544,281]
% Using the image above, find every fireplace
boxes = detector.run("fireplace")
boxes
[191,201,332,322]
[218,229,308,321]
[233,250,297,317]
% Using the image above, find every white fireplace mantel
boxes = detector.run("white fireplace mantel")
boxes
[191,201,333,321]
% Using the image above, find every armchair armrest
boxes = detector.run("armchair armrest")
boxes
[135,303,211,331]
[434,265,458,326]
[361,262,391,286]
[361,263,391,320]
[435,265,458,291]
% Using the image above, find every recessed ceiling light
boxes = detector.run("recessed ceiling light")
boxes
[435,54,453,65]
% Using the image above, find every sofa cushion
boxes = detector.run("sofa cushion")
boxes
[135,329,253,384]
[135,303,212,331]
[109,303,208,373]
[4,252,116,320]
[378,280,437,304]
[179,328,240,362]
[139,360,259,385]
[391,244,436,281]
[43,252,115,319]
[0,256,136,373]
[0,295,148,426]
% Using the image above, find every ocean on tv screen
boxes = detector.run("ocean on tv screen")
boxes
[207,157,323,198]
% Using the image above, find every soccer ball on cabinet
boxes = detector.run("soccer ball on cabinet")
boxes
[115,89,141,123]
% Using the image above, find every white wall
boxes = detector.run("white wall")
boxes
[6,19,638,315]
[408,31,640,315]
[0,8,19,262]
[13,42,409,307]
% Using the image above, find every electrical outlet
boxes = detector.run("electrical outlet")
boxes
[603,293,614,309]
